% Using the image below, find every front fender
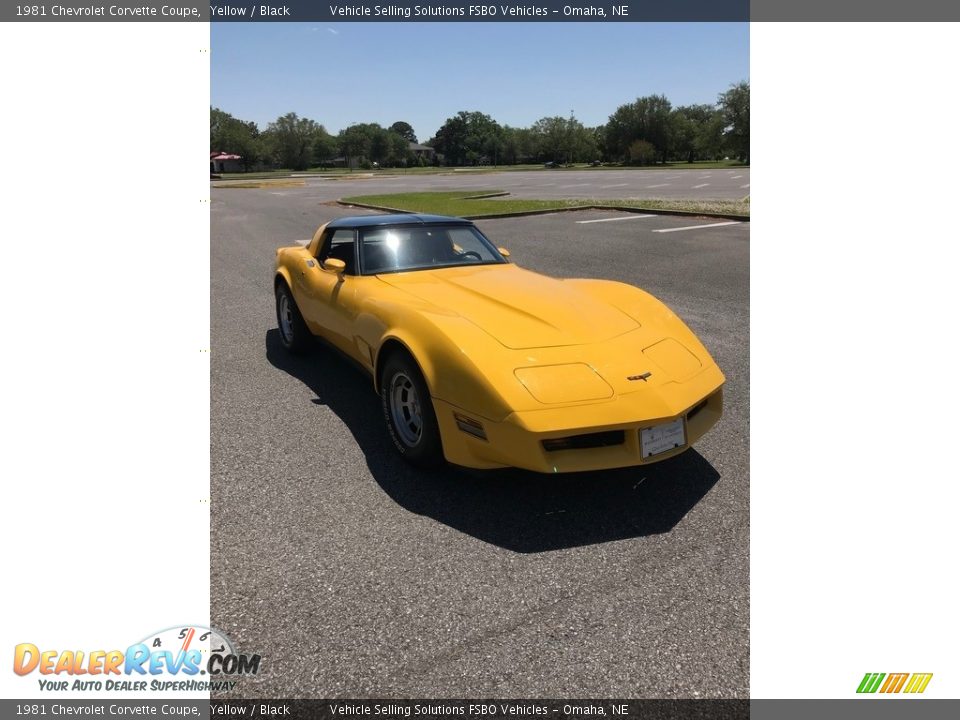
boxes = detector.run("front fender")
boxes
[565,278,713,359]
[374,312,525,423]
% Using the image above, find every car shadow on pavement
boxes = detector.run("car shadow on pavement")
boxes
[266,329,721,554]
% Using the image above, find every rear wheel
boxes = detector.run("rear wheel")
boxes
[380,352,444,468]
[275,281,310,353]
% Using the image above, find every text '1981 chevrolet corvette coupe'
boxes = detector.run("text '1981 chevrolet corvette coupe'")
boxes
[274,214,724,473]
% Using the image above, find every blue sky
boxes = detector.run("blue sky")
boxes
[211,23,748,141]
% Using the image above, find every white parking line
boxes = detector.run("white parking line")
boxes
[576,214,655,224]
[731,175,743,179]
[692,183,710,189]
[600,183,628,188]
[645,183,670,188]
[653,221,741,234]
[740,183,750,189]
[560,183,591,188]
[698,175,712,179]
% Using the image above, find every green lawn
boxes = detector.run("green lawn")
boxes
[340,191,749,218]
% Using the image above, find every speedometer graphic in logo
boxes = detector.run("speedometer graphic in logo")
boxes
[137,625,259,677]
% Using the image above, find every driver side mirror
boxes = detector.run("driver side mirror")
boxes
[322,257,347,274]
[498,247,511,258]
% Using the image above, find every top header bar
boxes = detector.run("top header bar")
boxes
[8,0,747,21]
[5,0,960,22]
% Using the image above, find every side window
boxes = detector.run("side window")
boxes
[448,227,502,262]
[317,229,357,275]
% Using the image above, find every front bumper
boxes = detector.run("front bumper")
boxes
[434,367,724,473]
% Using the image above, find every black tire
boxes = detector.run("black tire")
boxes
[275,280,311,354]
[380,351,444,468]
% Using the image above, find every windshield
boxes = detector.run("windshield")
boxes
[359,224,507,275]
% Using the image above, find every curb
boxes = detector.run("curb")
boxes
[460,191,511,200]
[336,199,749,222]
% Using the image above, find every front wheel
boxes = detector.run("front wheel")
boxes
[275,281,311,353]
[380,352,444,468]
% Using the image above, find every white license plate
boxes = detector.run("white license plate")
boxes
[640,418,686,458]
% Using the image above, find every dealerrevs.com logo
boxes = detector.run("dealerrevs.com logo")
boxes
[856,672,933,694]
[13,625,260,693]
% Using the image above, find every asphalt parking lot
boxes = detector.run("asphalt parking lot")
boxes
[210,179,749,697]
[223,166,750,202]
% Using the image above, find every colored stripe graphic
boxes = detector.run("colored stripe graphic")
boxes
[857,673,885,693]
[880,673,909,693]
[858,672,933,694]
[904,673,933,694]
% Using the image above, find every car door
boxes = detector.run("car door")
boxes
[295,228,360,354]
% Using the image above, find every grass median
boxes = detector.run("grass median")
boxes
[340,191,750,218]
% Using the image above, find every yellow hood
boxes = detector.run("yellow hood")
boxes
[377,264,639,349]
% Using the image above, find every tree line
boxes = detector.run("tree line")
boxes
[210,81,748,171]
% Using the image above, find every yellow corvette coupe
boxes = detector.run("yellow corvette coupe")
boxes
[274,214,723,473]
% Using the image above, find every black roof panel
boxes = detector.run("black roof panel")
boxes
[327,213,473,229]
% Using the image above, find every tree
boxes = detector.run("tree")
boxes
[389,121,417,144]
[532,116,570,163]
[312,131,337,168]
[499,126,541,165]
[719,81,750,162]
[210,107,262,171]
[262,112,327,170]
[696,113,727,161]
[429,111,503,166]
[212,82,748,171]
[386,131,413,167]
[593,126,610,162]
[338,124,374,168]
[672,104,721,163]
[368,126,390,165]
[669,111,695,163]
[603,95,674,164]
[336,123,404,167]
[429,113,466,165]
[569,120,598,163]
[210,107,233,149]
[628,139,657,166]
